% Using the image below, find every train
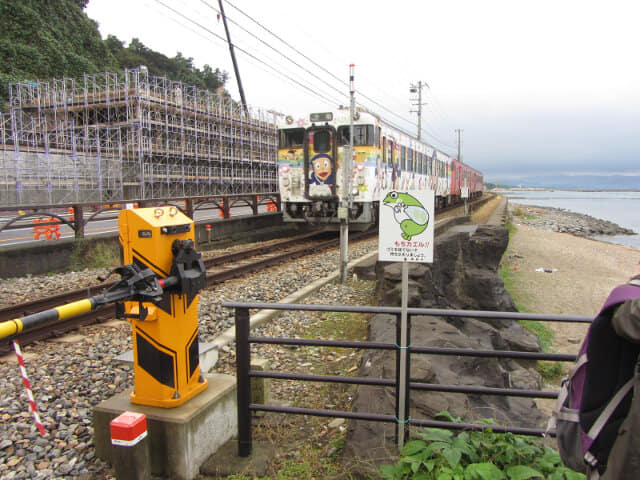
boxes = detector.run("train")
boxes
[277,108,484,228]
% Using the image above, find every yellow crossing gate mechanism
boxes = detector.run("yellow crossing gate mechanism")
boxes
[118,206,208,408]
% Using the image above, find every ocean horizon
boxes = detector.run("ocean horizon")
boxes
[499,190,640,250]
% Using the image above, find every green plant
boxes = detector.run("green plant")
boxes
[500,223,564,381]
[512,207,539,220]
[379,413,585,479]
[69,239,120,270]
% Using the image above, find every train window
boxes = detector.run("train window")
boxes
[279,128,305,148]
[337,125,374,146]
[400,147,406,171]
[312,130,332,153]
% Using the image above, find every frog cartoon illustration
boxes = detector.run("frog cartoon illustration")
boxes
[383,191,429,241]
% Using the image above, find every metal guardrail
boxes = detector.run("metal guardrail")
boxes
[0,193,280,240]
[221,301,593,457]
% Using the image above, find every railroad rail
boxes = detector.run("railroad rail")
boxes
[0,194,494,354]
[0,230,372,354]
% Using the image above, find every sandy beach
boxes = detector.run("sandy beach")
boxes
[502,205,639,355]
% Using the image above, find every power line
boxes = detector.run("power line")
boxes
[220,0,349,91]
[150,0,345,107]
[198,0,349,104]
[151,0,457,154]
[217,0,455,150]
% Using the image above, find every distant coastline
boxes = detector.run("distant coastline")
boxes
[498,190,640,249]
[491,188,640,193]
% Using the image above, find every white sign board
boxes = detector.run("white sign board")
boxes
[461,187,470,199]
[378,189,435,263]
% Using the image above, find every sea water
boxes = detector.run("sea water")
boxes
[499,190,640,250]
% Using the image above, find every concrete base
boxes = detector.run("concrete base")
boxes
[93,373,237,480]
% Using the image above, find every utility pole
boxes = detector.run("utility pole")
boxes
[218,0,248,116]
[340,64,355,283]
[455,129,463,163]
[410,81,429,141]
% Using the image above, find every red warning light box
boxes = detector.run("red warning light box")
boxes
[110,411,147,446]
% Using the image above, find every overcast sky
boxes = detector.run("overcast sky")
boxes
[85,0,640,183]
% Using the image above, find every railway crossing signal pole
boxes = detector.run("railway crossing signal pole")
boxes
[340,64,356,283]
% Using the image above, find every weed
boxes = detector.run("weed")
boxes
[379,412,585,479]
[69,239,120,271]
[512,206,540,220]
[470,195,503,224]
[500,223,565,382]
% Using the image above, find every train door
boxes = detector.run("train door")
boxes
[305,126,337,199]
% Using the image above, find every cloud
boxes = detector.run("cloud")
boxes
[461,103,640,178]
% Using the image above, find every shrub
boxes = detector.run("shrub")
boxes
[379,413,585,480]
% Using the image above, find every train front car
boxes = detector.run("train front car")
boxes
[277,110,381,229]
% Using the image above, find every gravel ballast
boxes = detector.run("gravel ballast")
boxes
[1,201,638,479]
[0,239,377,479]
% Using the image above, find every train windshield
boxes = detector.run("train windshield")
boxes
[337,125,374,146]
[279,128,305,148]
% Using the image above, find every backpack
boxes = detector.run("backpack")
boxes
[547,282,640,477]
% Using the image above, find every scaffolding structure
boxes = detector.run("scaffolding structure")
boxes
[0,68,278,206]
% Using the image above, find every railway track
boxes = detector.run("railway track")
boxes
[0,230,372,354]
[0,194,493,354]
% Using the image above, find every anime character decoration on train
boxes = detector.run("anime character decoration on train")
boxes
[309,153,334,197]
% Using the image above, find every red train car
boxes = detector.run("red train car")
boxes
[450,159,484,203]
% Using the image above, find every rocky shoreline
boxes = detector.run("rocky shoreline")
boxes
[510,203,635,238]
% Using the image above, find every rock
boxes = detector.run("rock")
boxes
[343,224,546,466]
[512,205,635,238]
[328,418,345,429]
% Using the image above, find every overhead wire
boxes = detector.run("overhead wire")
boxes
[150,0,345,107]
[196,0,349,104]
[220,0,456,152]
[160,0,347,107]
[153,0,458,154]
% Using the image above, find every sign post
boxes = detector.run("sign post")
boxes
[462,186,470,216]
[378,189,434,450]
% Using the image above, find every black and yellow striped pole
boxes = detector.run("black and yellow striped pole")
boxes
[0,263,168,341]
[0,298,97,339]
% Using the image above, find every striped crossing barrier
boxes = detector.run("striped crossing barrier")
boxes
[13,340,46,437]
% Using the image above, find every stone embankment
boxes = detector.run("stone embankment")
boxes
[511,204,634,238]
[344,223,546,468]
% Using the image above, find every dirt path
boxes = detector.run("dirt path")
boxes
[503,220,639,353]
[501,209,639,413]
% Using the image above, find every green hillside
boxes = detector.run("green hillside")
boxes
[0,0,227,110]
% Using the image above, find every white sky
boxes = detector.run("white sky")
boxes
[85,0,640,182]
